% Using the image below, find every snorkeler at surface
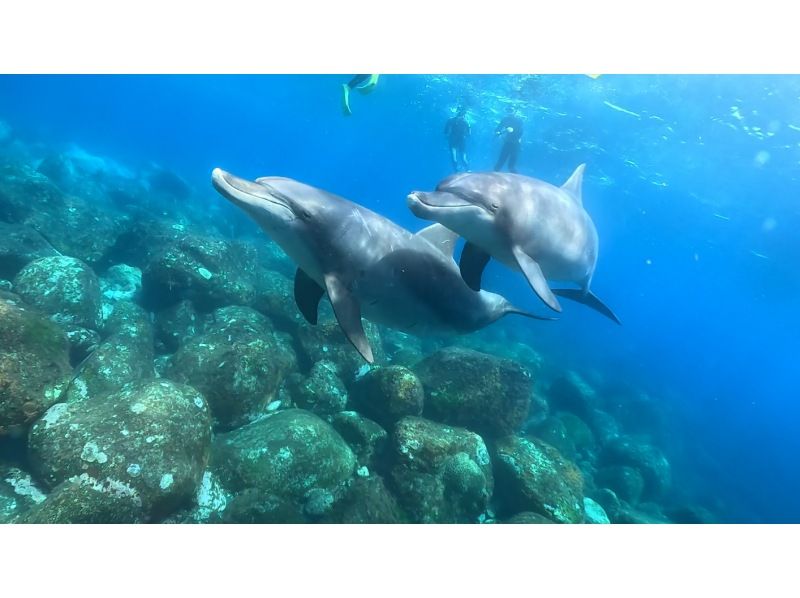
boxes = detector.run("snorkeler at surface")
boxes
[341,75,380,116]
[494,105,524,173]
[444,106,470,172]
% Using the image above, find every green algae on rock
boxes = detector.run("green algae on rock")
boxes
[296,317,385,379]
[0,296,71,436]
[12,255,103,331]
[65,301,155,403]
[583,496,611,524]
[595,465,646,505]
[28,379,212,522]
[350,365,424,428]
[212,409,356,522]
[154,299,200,353]
[321,474,408,523]
[283,360,348,418]
[415,347,532,438]
[165,306,296,430]
[389,416,493,523]
[492,434,585,524]
[0,465,48,523]
[501,511,556,524]
[0,221,60,280]
[330,411,388,472]
[599,436,672,500]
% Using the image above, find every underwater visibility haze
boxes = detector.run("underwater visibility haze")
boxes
[0,74,797,524]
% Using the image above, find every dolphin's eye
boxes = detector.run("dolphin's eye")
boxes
[491,203,499,210]
[301,209,312,219]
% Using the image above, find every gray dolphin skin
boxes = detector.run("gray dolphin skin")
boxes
[406,165,621,324]
[211,168,552,363]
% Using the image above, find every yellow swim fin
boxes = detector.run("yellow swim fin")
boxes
[341,83,352,116]
[356,74,380,95]
[585,74,603,79]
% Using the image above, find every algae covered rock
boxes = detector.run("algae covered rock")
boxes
[165,306,296,430]
[502,511,555,524]
[595,465,645,504]
[139,232,257,311]
[283,360,348,418]
[415,347,532,438]
[28,379,213,521]
[583,497,611,524]
[0,296,71,436]
[330,411,388,471]
[389,416,493,523]
[155,299,200,353]
[212,409,356,522]
[599,436,672,500]
[65,301,155,403]
[12,255,103,330]
[100,263,142,304]
[350,365,424,428]
[296,318,385,378]
[321,474,407,524]
[547,371,601,418]
[0,221,59,279]
[0,465,48,523]
[492,435,585,524]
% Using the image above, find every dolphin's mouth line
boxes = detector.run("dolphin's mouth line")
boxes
[409,192,472,209]
[216,172,296,220]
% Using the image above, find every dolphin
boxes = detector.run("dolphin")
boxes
[407,165,620,324]
[211,169,552,363]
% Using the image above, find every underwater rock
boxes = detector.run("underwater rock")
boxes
[585,409,620,447]
[23,193,127,267]
[599,436,672,500]
[0,221,60,280]
[36,147,137,201]
[330,411,388,472]
[0,465,48,523]
[532,412,596,461]
[0,163,66,223]
[321,474,407,523]
[590,487,622,521]
[162,470,232,524]
[350,365,424,428]
[0,280,11,292]
[492,435,585,524]
[212,409,356,522]
[65,301,155,403]
[547,371,601,419]
[250,270,302,329]
[62,325,102,365]
[283,360,348,418]
[146,167,191,201]
[100,263,142,305]
[414,347,532,438]
[296,318,385,380]
[12,255,103,331]
[165,306,296,430]
[0,297,71,436]
[595,465,645,505]
[583,497,611,524]
[139,230,257,311]
[28,379,212,522]
[613,503,671,524]
[19,474,145,523]
[154,299,200,353]
[502,511,556,524]
[389,416,493,523]
[607,389,668,440]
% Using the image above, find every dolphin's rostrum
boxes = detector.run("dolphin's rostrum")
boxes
[407,165,621,324]
[211,168,553,363]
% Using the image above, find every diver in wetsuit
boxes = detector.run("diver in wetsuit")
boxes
[342,75,380,116]
[494,105,524,173]
[444,106,470,172]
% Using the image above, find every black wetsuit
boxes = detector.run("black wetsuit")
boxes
[348,75,371,89]
[445,116,470,171]
[495,115,524,173]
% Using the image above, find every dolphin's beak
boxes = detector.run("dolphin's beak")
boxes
[407,190,474,219]
[211,168,293,219]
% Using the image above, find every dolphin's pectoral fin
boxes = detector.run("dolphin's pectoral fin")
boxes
[415,223,458,260]
[294,268,325,325]
[459,242,492,291]
[324,273,374,363]
[511,245,562,313]
[552,288,622,325]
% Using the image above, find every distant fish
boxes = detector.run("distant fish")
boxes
[603,101,641,119]
[750,250,769,260]
[713,213,730,221]
[788,124,800,132]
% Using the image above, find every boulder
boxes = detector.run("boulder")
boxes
[415,347,532,438]
[350,365,424,428]
[0,222,59,280]
[28,380,212,521]
[330,411,388,472]
[599,436,672,500]
[154,299,201,353]
[283,360,348,418]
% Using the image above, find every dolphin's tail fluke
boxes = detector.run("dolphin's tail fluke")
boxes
[552,288,622,325]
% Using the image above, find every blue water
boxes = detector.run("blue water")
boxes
[1,74,797,522]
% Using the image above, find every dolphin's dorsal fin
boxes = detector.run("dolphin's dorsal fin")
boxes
[561,164,586,206]
[415,223,458,259]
